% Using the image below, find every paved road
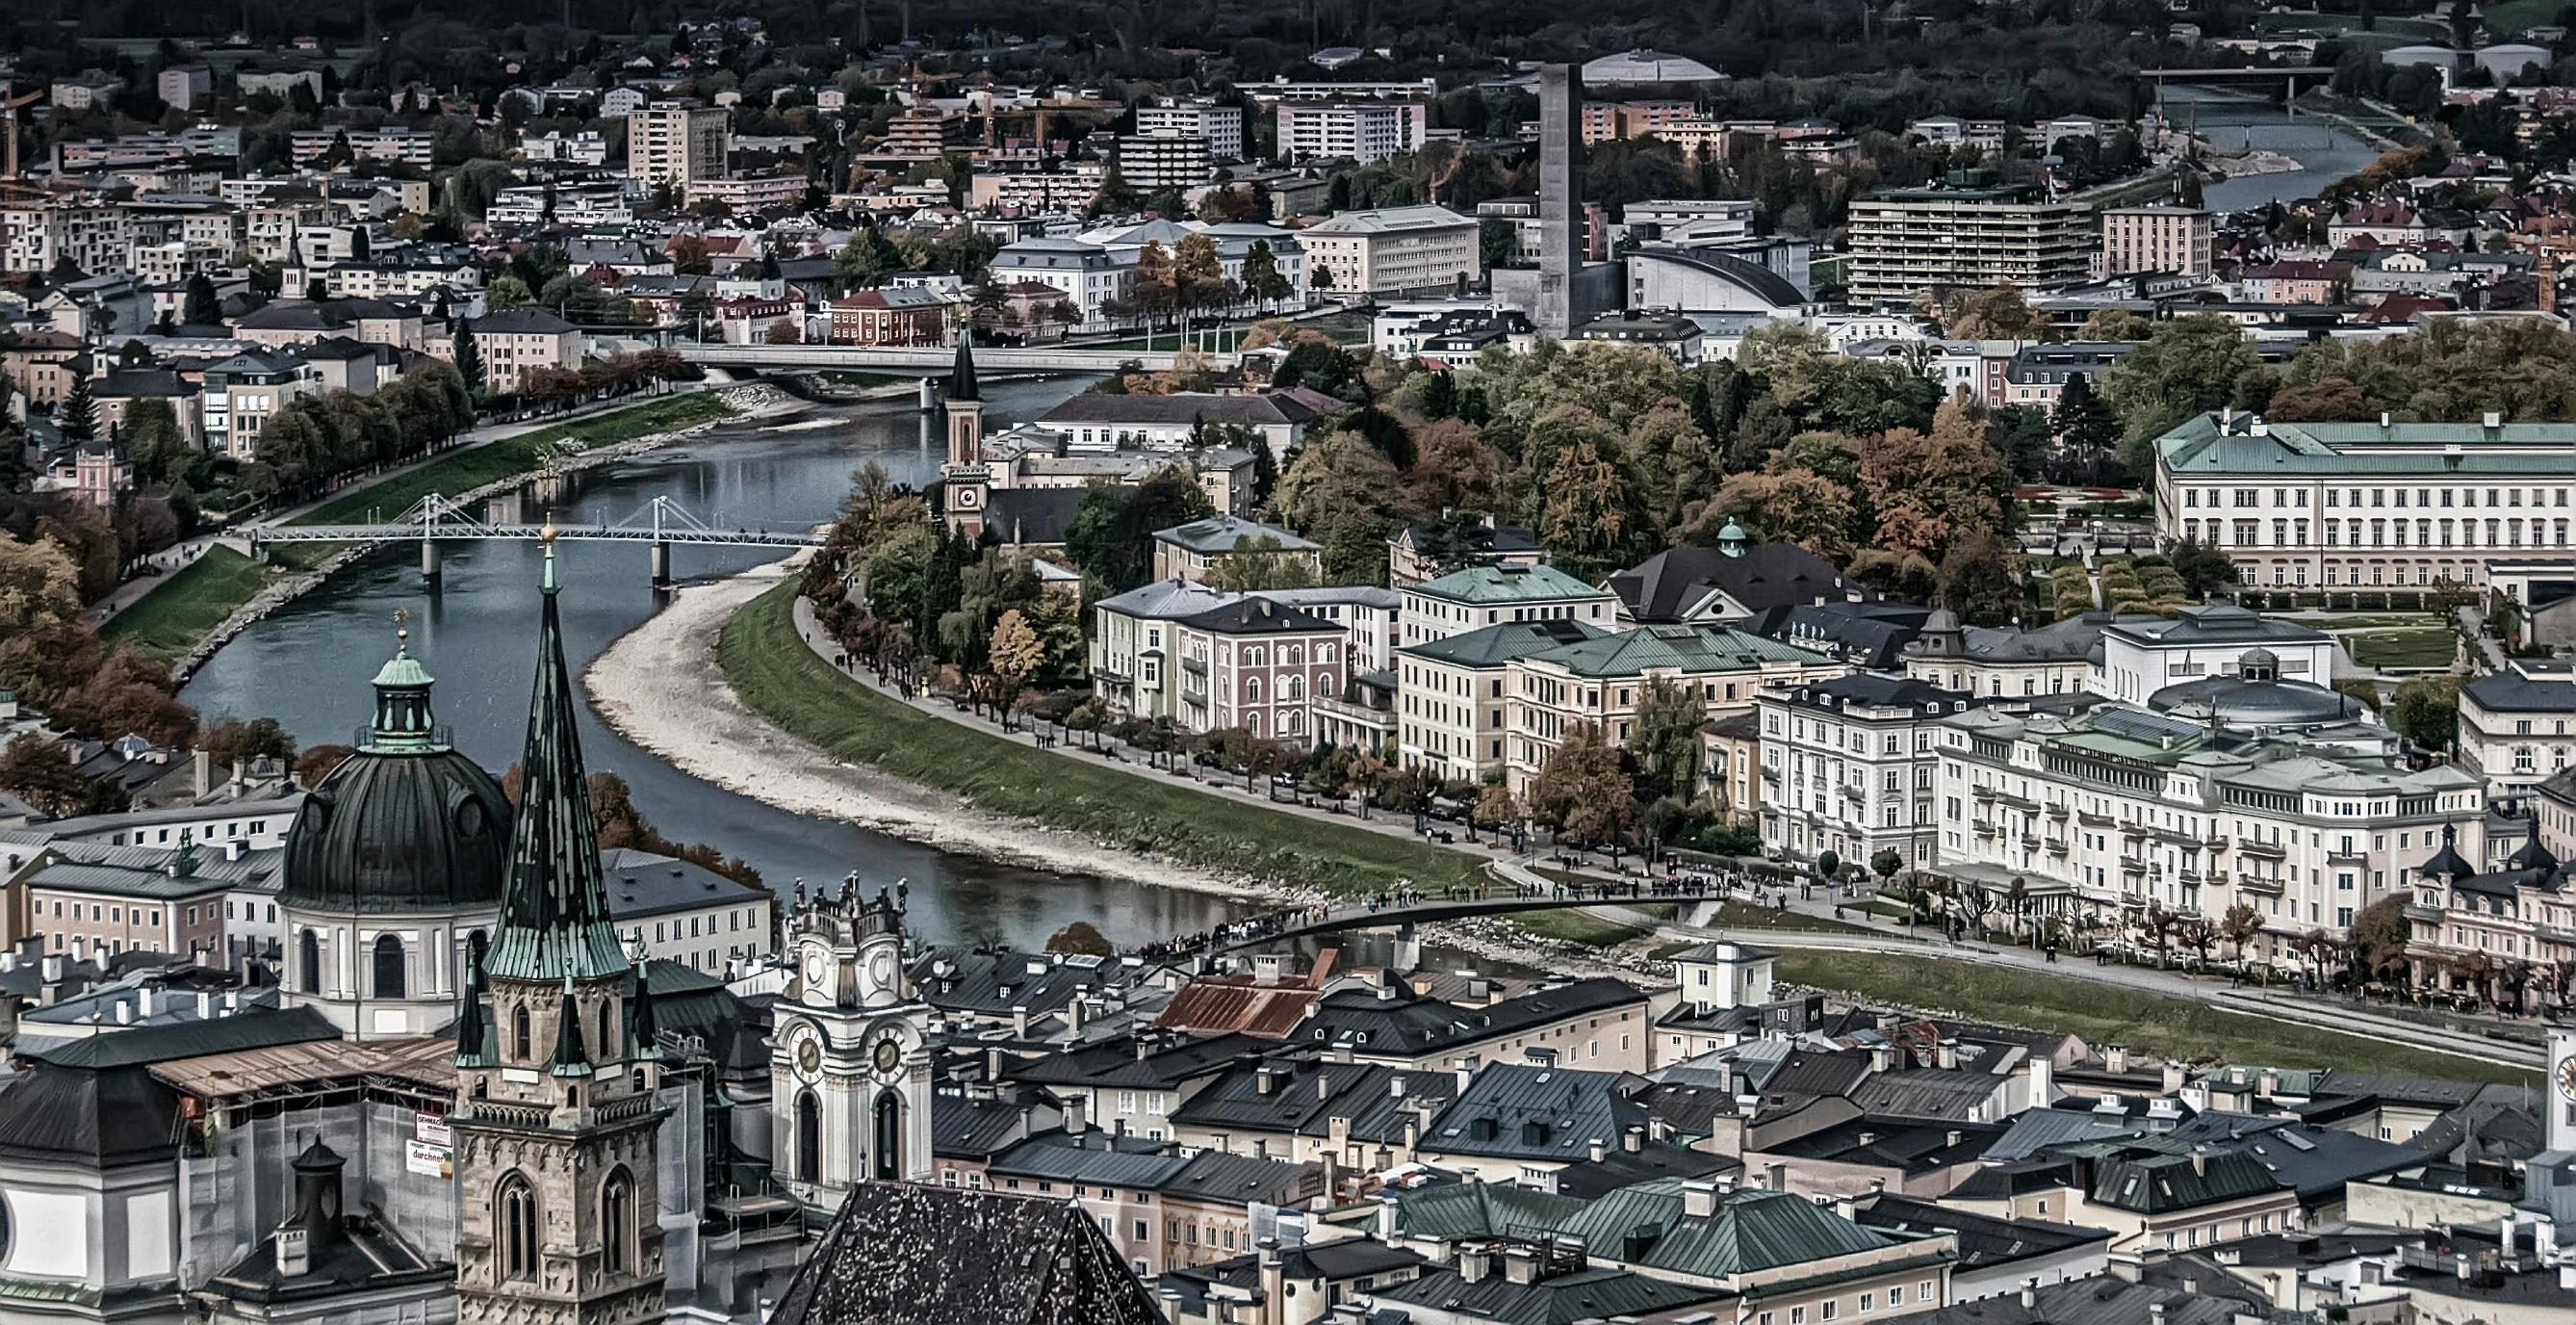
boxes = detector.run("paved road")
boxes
[787,598,2546,1071]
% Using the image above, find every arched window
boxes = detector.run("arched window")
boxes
[600,1000,618,1058]
[1318,670,1337,697]
[497,1176,537,1281]
[873,1091,902,1182]
[297,929,320,995]
[372,933,405,1000]
[1285,676,1304,701]
[1244,676,1262,703]
[1286,711,1305,737]
[795,1090,820,1182]
[1285,644,1303,665]
[1319,643,1336,663]
[1247,710,1263,735]
[601,1169,633,1276]
[1245,647,1265,666]
[512,1005,531,1060]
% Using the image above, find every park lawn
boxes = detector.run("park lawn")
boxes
[291,392,735,530]
[2484,0,2559,34]
[2282,612,2441,630]
[98,547,275,662]
[1699,901,1887,936]
[1774,951,2534,1084]
[2344,626,2459,670]
[721,581,1487,898]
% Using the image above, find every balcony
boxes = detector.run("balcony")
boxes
[2326,850,2368,868]
[1181,656,1208,676]
[2046,838,2070,856]
[2077,812,2113,828]
[2237,873,2285,896]
[2047,804,2071,820]
[1973,786,1998,801]
[2237,840,2286,861]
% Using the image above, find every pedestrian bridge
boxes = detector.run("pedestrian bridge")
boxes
[240,495,819,585]
[679,343,1236,374]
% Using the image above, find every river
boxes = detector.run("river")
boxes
[181,377,1250,952]
[2157,85,2385,214]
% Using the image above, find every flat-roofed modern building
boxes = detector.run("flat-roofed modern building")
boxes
[1844,178,2093,305]
[2155,412,2576,592]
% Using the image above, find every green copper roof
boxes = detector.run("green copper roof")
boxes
[1525,625,1837,680]
[1558,1182,1899,1281]
[2158,413,2576,477]
[1402,619,1608,667]
[372,653,433,688]
[1411,562,1606,605]
[485,551,631,986]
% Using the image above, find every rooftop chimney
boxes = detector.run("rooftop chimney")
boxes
[2021,1280,2039,1310]
[1682,1180,1718,1218]
[1588,1138,1606,1163]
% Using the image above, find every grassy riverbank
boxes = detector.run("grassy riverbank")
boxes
[719,581,1486,897]
[100,547,276,661]
[107,393,740,660]
[1776,950,2534,1084]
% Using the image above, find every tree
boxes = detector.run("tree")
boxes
[2351,895,2413,985]
[2051,373,2120,482]
[182,273,222,327]
[1624,677,1704,802]
[58,373,98,446]
[1242,241,1291,310]
[0,536,86,700]
[670,236,711,275]
[1064,471,1216,592]
[119,397,192,486]
[1943,284,2048,340]
[296,743,356,784]
[451,324,487,397]
[1938,530,2028,625]
[1045,921,1115,957]
[2104,314,2262,473]
[0,736,87,818]
[1537,439,1648,581]
[1528,722,1636,844]
[201,716,296,766]
[1172,233,1224,309]
[2387,675,2465,751]
[834,226,908,288]
[1205,535,1323,591]
[2221,903,2265,963]
[2169,538,2237,597]
[986,609,1043,726]
[2078,308,2154,341]
[1690,470,1856,561]
[485,274,533,309]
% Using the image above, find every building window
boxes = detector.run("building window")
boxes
[373,933,405,1000]
[514,1005,532,1060]
[601,1168,632,1275]
[498,1176,538,1280]
[298,929,321,994]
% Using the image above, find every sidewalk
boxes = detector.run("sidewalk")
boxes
[786,596,2546,1070]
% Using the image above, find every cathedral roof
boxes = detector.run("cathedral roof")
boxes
[768,1183,1163,1325]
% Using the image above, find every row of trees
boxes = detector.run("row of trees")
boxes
[245,361,475,500]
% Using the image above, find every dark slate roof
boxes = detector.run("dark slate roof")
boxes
[1175,596,1338,637]
[1168,1059,1435,1138]
[468,307,578,334]
[1371,1264,1731,1325]
[1011,1031,1272,1091]
[914,948,1106,1019]
[1606,544,1857,622]
[1844,1071,2007,1124]
[766,1182,1163,1325]
[282,708,512,914]
[2075,1143,2283,1212]
[1894,1275,2255,1325]
[1550,1140,1739,1199]
[988,1134,1193,1189]
[1421,1062,1647,1162]
[600,847,768,919]
[1854,1194,2112,1271]
[985,486,1097,545]
[1301,977,1645,1061]
[1764,1117,2008,1173]
[1740,601,1932,669]
[2462,666,2576,714]
[1156,1150,1318,1205]
[1154,515,1321,555]
[17,1002,339,1070]
[1041,391,1326,428]
[932,1093,1034,1161]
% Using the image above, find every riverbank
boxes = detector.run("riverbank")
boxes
[105,388,768,675]
[584,559,1299,908]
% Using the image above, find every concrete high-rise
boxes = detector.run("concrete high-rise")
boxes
[1535,64,1584,340]
[626,103,728,188]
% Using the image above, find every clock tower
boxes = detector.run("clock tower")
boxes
[940,337,992,539]
[770,879,934,1208]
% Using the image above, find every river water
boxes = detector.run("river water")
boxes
[181,377,1249,951]
[2157,85,2385,214]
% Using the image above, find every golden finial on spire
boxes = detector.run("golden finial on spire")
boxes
[393,607,410,654]
[540,514,559,590]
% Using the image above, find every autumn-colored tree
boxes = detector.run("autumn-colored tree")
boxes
[1206,536,1324,591]
[202,716,296,766]
[1942,283,2048,340]
[1855,395,2011,563]
[1529,722,1636,844]
[0,736,87,818]
[296,744,357,785]
[0,535,85,699]
[2265,377,2376,422]
[1538,440,1647,581]
[1045,921,1115,957]
[1688,470,1857,562]
[987,609,1043,726]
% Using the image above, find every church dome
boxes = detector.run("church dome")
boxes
[281,642,512,914]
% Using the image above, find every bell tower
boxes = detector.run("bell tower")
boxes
[770,877,934,1209]
[940,337,991,537]
[452,529,668,1325]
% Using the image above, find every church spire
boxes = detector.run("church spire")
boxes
[486,528,630,985]
[947,334,979,403]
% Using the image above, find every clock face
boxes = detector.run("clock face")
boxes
[873,1035,903,1076]
[955,488,979,507]
[796,1035,822,1078]
[2558,1054,2576,1101]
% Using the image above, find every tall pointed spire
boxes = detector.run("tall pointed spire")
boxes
[486,528,630,984]
[947,334,979,403]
